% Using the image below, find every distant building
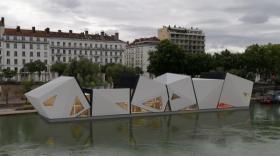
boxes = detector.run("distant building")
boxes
[0,17,126,81]
[158,25,205,53]
[124,37,159,76]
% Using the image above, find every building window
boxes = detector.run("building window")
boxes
[74,50,76,55]
[44,38,47,42]
[57,42,60,46]
[30,37,33,41]
[51,42,54,46]
[30,44,33,49]
[7,59,10,64]
[6,51,10,56]
[13,36,17,40]
[44,44,47,50]
[22,36,25,41]
[68,50,71,55]
[30,52,33,57]
[14,59,18,65]
[44,60,47,64]
[22,59,26,64]
[63,42,65,46]
[63,49,66,54]
[63,57,66,62]
[14,51,17,57]
[22,51,25,57]
[14,43,17,49]
[6,43,10,48]
[52,56,54,62]
[22,43,25,49]
[85,50,87,55]
[37,52,40,57]
[37,44,40,49]
[68,42,71,47]
[44,52,47,57]
[37,37,40,42]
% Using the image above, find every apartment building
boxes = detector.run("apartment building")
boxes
[0,17,126,80]
[125,37,159,76]
[158,25,205,53]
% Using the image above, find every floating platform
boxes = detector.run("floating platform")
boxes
[25,72,254,122]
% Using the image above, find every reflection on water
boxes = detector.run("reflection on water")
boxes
[0,103,280,155]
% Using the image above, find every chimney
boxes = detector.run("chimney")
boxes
[16,26,20,32]
[101,31,104,36]
[85,30,88,35]
[0,17,4,26]
[58,30,62,33]
[45,28,50,33]
[32,26,36,33]
[114,32,119,40]
[69,30,72,33]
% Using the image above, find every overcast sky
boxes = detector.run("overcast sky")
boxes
[1,0,280,53]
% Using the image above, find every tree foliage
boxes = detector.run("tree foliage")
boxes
[148,39,186,76]
[148,41,280,82]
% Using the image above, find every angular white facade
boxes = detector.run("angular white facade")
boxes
[92,89,130,116]
[25,76,90,119]
[193,78,224,109]
[131,76,168,112]
[218,73,254,108]
[25,73,254,120]
[154,73,197,111]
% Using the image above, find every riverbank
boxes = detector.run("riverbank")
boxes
[0,108,36,116]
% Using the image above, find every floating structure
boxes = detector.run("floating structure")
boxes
[25,73,254,121]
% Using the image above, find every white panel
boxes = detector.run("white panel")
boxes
[154,73,187,85]
[25,76,90,119]
[131,76,168,112]
[193,78,224,109]
[219,73,254,108]
[167,77,197,111]
[92,89,130,116]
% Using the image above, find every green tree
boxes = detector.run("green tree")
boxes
[148,40,186,76]
[64,58,102,87]
[2,68,17,81]
[51,62,68,76]
[105,64,136,87]
[24,60,47,81]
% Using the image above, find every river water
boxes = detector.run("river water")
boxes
[0,103,280,156]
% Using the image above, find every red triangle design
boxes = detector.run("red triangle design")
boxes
[217,102,233,109]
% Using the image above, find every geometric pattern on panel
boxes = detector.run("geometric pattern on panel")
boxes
[166,77,197,111]
[43,95,57,107]
[217,102,233,109]
[25,76,91,119]
[116,102,129,111]
[193,78,224,110]
[180,104,199,111]
[92,89,130,116]
[171,93,180,100]
[131,76,168,112]
[131,105,149,113]
[142,97,163,110]
[218,73,254,108]
[70,96,85,116]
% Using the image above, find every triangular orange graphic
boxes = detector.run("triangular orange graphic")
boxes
[132,105,149,113]
[116,102,129,111]
[171,93,180,100]
[143,97,163,110]
[70,96,85,116]
[217,102,233,109]
[181,104,198,111]
[43,95,57,107]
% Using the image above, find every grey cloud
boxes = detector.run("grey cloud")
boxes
[1,0,280,52]
[239,13,269,24]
